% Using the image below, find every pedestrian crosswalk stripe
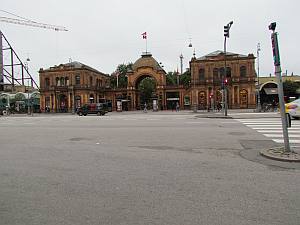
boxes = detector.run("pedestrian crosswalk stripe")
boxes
[263,134,300,138]
[236,118,300,146]
[256,130,300,133]
[272,139,300,144]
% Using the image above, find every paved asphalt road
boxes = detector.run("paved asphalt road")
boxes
[0,111,299,225]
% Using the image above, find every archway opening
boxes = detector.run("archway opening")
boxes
[135,75,156,110]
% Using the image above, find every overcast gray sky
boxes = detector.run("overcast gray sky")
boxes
[1,0,299,82]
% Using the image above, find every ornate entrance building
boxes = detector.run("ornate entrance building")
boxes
[126,53,167,110]
[39,51,257,112]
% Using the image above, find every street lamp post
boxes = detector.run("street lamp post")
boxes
[223,21,233,116]
[256,43,261,112]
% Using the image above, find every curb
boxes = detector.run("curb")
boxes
[260,148,300,162]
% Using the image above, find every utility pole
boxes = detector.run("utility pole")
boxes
[223,21,233,116]
[269,22,290,153]
[256,43,261,112]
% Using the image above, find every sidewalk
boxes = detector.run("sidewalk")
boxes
[1,109,281,118]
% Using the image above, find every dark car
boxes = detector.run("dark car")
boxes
[77,103,108,116]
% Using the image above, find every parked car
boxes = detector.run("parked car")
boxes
[76,103,108,116]
[285,98,300,119]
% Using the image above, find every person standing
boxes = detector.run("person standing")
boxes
[143,102,147,113]
[176,102,179,112]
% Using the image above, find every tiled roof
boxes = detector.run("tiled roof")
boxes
[132,53,164,72]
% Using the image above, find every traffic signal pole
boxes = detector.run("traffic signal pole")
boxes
[269,23,291,153]
[224,37,228,116]
[223,21,233,116]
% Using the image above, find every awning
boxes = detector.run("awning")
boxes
[264,88,278,95]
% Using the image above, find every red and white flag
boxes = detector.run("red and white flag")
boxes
[141,32,147,39]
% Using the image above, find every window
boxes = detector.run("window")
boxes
[89,94,94,103]
[240,66,247,77]
[199,69,205,80]
[56,77,59,86]
[226,67,231,78]
[90,76,93,86]
[219,67,225,77]
[65,77,69,86]
[75,75,80,85]
[45,78,50,87]
[60,77,65,86]
[213,68,219,80]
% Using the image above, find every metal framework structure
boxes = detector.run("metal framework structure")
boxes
[0,12,68,91]
[0,30,38,91]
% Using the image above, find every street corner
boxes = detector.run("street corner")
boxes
[260,147,300,162]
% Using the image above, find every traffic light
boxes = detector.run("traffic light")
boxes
[224,25,229,37]
[224,78,228,85]
[271,32,280,66]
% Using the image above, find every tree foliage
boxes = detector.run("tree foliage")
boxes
[166,72,178,86]
[138,77,156,103]
[179,70,191,87]
[283,80,300,97]
[110,63,133,88]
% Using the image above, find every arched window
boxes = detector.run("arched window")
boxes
[219,67,225,78]
[75,75,80,85]
[65,77,69,86]
[199,68,205,80]
[60,77,65,86]
[213,68,219,80]
[45,78,50,87]
[90,76,93,86]
[89,94,94,103]
[226,67,231,78]
[240,66,247,77]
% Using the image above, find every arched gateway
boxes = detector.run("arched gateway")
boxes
[126,53,167,110]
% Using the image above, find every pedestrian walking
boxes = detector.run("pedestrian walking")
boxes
[143,102,147,113]
[176,102,179,112]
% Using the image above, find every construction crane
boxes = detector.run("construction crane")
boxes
[0,10,68,91]
[0,16,68,31]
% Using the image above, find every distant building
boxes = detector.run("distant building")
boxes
[190,50,257,109]
[39,61,109,112]
[39,51,258,112]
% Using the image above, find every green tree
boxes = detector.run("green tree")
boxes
[110,63,133,88]
[180,70,191,87]
[283,80,300,98]
[166,72,178,86]
[138,77,156,103]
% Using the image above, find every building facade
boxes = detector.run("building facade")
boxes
[39,61,109,112]
[39,51,257,112]
[190,51,256,109]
